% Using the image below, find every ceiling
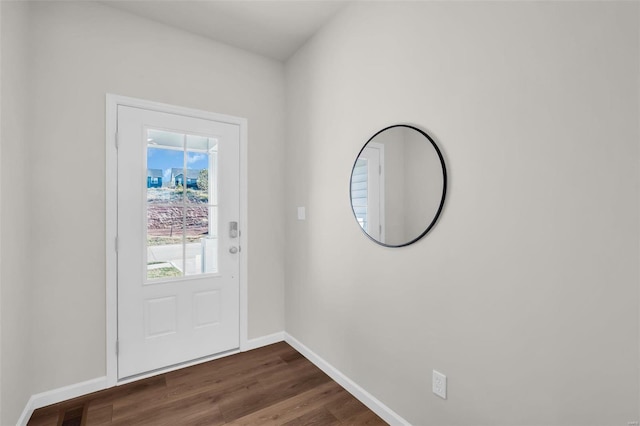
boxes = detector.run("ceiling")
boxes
[102,1,349,61]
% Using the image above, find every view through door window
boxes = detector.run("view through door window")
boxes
[146,128,218,281]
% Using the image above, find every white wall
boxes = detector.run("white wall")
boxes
[1,3,34,424]
[285,2,639,425]
[1,2,285,423]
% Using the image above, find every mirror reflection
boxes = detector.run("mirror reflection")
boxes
[350,125,446,247]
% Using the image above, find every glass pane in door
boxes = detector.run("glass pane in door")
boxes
[145,129,219,282]
[184,206,218,275]
[147,205,184,280]
[146,129,185,204]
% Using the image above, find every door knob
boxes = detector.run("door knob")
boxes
[229,246,238,254]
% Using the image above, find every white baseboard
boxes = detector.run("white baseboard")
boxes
[17,376,107,426]
[284,333,410,426]
[242,331,285,351]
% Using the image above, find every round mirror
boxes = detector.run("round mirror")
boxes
[350,125,447,247]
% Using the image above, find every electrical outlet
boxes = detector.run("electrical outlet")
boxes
[433,370,447,399]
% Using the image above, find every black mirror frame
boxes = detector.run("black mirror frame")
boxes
[349,124,447,248]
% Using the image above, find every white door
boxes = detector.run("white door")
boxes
[117,105,240,379]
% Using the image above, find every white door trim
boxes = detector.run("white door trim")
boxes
[105,94,249,387]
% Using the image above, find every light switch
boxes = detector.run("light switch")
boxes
[297,207,306,220]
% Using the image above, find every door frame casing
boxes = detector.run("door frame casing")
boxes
[105,94,249,387]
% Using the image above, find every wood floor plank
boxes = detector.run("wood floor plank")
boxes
[25,410,59,426]
[216,380,270,422]
[325,389,380,422]
[112,388,225,426]
[165,347,291,387]
[75,376,167,413]
[165,354,287,390]
[84,405,112,426]
[112,365,278,423]
[28,343,387,426]
[256,355,332,402]
[228,381,346,425]
[340,409,389,425]
[280,407,341,426]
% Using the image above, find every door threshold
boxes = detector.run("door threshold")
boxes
[117,347,240,385]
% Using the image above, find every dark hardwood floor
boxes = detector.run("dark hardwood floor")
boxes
[28,342,387,425]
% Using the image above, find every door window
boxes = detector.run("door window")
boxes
[146,129,219,281]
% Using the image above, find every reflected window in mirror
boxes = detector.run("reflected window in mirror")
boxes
[351,144,382,240]
[349,125,446,247]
